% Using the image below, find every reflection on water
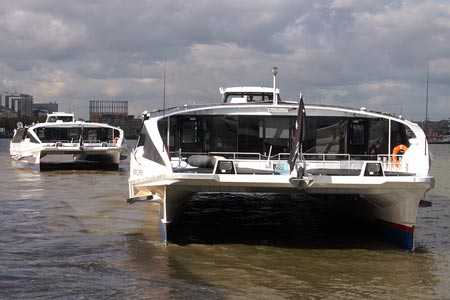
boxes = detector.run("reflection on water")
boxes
[1,140,450,299]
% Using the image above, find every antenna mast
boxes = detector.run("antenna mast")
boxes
[163,57,166,118]
[425,61,429,137]
[163,57,170,154]
[272,67,278,105]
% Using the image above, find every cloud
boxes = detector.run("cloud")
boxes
[358,81,411,92]
[0,0,449,120]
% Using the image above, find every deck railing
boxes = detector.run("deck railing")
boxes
[170,150,409,175]
[170,151,291,175]
[300,153,409,175]
[42,139,117,147]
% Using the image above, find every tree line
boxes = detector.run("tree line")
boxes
[0,116,46,137]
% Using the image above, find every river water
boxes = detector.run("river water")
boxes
[1,139,449,299]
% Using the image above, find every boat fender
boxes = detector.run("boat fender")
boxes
[187,155,226,168]
[392,144,408,168]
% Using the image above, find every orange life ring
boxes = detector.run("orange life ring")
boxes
[392,144,408,168]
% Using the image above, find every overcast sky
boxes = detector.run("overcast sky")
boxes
[1,0,449,121]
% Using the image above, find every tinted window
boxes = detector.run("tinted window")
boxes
[313,118,348,154]
[238,116,263,153]
[142,126,165,166]
[213,116,238,152]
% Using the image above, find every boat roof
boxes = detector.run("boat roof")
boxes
[25,112,123,131]
[27,121,123,131]
[145,101,418,128]
[143,85,419,129]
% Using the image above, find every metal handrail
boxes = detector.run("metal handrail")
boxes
[300,153,408,174]
[169,150,291,162]
[170,150,291,175]
[301,153,351,161]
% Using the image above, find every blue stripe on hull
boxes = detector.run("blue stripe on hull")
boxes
[17,160,40,171]
[376,219,414,251]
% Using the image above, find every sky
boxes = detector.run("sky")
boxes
[0,0,449,121]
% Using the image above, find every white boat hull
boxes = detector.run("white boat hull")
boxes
[290,174,434,250]
[130,169,432,252]
[11,144,125,171]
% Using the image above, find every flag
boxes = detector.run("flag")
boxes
[289,94,306,172]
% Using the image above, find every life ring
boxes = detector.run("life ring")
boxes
[392,144,408,168]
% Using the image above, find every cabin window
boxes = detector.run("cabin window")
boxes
[158,117,178,152]
[36,128,45,140]
[137,126,146,147]
[47,115,73,122]
[265,117,290,139]
[182,119,198,143]
[85,129,98,141]
[179,118,203,152]
[36,127,82,142]
[26,132,40,143]
[391,121,410,148]
[68,128,82,141]
[238,116,263,153]
[213,116,238,152]
[368,118,388,154]
[113,129,120,140]
[313,118,348,154]
[82,128,111,142]
[348,119,367,156]
[142,126,166,166]
[350,121,365,145]
[163,114,296,156]
[368,119,410,154]
[223,93,279,103]
[264,117,291,154]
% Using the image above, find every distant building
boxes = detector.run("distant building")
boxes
[89,100,140,139]
[0,105,18,118]
[0,93,33,116]
[89,100,128,122]
[33,102,59,118]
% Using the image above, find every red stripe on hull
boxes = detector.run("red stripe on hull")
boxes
[376,219,414,233]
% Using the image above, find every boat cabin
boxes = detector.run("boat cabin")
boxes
[141,109,413,164]
[34,126,120,144]
[220,87,281,104]
[46,112,75,123]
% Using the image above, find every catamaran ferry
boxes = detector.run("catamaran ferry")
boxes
[10,112,128,171]
[128,73,434,250]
